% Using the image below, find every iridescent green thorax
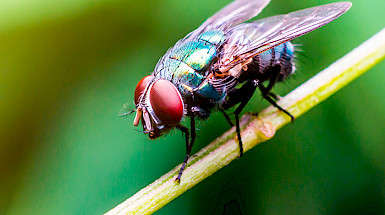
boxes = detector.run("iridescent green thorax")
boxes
[153,30,225,101]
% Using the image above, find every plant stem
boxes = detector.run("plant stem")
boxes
[106,28,385,215]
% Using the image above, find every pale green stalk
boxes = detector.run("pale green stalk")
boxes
[106,28,385,215]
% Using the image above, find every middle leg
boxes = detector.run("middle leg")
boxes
[221,79,259,156]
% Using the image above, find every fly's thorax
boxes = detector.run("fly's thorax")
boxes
[152,30,227,102]
[133,76,185,139]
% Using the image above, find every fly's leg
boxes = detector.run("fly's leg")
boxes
[218,106,234,127]
[259,65,295,121]
[221,80,259,157]
[175,95,197,183]
[175,121,195,183]
[234,80,259,157]
[259,85,294,121]
[176,124,189,157]
[268,91,281,101]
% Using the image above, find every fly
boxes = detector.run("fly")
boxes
[123,0,352,182]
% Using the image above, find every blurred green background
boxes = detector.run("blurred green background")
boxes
[1,0,384,214]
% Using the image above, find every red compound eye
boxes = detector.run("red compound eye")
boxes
[134,76,153,105]
[149,79,184,126]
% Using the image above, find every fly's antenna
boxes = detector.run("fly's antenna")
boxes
[119,110,135,117]
[119,102,136,117]
[135,129,151,134]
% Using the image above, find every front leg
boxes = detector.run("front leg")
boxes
[175,112,196,183]
[175,92,197,183]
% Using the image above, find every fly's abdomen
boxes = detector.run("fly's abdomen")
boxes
[257,42,295,81]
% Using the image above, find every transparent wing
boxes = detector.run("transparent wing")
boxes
[218,2,352,70]
[185,0,270,40]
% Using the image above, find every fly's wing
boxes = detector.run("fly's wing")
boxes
[154,0,270,74]
[185,0,270,40]
[217,2,352,70]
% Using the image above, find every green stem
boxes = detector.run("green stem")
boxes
[106,28,385,215]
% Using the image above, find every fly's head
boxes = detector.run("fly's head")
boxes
[133,76,185,139]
